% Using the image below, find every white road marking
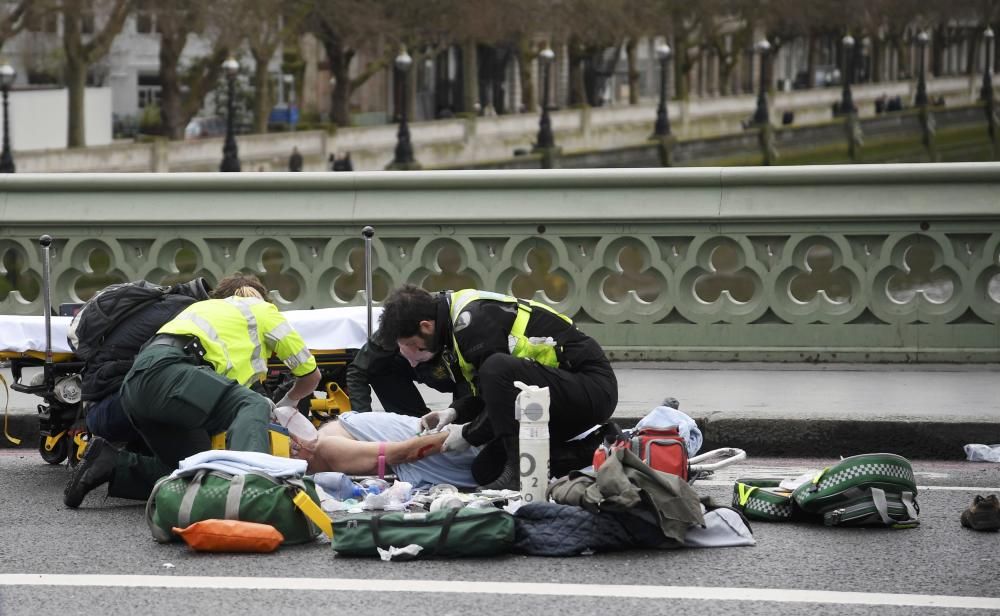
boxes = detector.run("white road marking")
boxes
[1,574,997,610]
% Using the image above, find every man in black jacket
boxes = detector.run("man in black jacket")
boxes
[377,285,618,490]
[80,279,212,443]
[346,327,470,417]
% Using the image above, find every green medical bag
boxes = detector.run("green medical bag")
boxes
[732,478,796,522]
[792,453,919,528]
[333,507,514,558]
[146,469,326,545]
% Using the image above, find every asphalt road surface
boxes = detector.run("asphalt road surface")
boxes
[1,452,998,616]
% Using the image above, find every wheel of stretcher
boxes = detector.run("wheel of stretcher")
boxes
[38,435,69,465]
[732,478,796,522]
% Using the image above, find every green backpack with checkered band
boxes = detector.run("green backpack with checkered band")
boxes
[792,453,919,528]
[732,478,796,522]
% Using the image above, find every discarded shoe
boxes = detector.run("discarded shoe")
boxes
[63,437,117,508]
[960,494,1000,531]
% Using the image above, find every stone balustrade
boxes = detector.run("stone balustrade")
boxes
[1,165,997,362]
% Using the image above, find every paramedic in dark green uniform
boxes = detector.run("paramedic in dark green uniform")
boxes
[64,274,320,508]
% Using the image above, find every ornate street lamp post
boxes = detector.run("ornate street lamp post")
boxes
[752,39,771,126]
[982,27,995,102]
[219,57,241,172]
[982,27,996,155]
[913,31,935,159]
[389,48,418,169]
[914,31,929,108]
[535,45,556,150]
[0,62,16,174]
[653,43,672,137]
[840,34,856,115]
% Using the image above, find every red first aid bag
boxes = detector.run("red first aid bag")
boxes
[593,426,689,481]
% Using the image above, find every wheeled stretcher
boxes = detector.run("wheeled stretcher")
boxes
[2,231,381,465]
[0,308,379,463]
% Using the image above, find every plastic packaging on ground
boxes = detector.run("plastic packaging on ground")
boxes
[964,444,1000,463]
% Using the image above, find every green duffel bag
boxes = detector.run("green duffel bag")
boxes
[792,453,919,528]
[732,478,796,522]
[146,469,329,545]
[333,507,515,558]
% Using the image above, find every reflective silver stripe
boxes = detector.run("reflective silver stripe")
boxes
[179,312,234,373]
[264,321,293,345]
[284,347,313,371]
[225,298,267,378]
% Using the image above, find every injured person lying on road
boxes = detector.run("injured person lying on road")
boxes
[288,411,481,488]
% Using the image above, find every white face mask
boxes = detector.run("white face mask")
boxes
[398,336,434,367]
[400,346,434,368]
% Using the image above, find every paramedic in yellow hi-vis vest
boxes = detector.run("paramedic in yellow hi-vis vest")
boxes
[377,285,618,491]
[64,273,320,508]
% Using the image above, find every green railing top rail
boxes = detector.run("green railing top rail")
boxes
[1,164,998,225]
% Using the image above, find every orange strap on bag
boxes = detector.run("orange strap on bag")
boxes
[173,519,285,553]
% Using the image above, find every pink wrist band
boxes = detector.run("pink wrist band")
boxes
[377,442,386,479]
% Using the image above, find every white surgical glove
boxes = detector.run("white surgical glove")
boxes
[420,408,457,433]
[277,395,297,411]
[441,423,471,453]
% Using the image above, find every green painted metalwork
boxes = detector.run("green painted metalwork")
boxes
[1,166,998,362]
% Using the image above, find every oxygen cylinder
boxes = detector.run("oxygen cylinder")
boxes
[515,381,550,503]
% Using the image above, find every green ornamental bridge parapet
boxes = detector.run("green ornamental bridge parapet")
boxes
[1,165,998,362]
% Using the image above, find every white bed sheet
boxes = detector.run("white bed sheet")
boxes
[0,305,382,354]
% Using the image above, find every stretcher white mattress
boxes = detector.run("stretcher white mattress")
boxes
[0,305,382,354]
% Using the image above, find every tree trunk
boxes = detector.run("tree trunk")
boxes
[251,52,272,134]
[462,40,478,112]
[324,41,352,126]
[806,33,817,88]
[159,32,187,140]
[674,55,691,101]
[718,55,735,96]
[65,56,87,147]
[515,39,534,112]
[966,29,979,76]
[871,39,882,83]
[62,0,87,148]
[895,38,909,81]
[568,38,586,106]
[626,38,639,104]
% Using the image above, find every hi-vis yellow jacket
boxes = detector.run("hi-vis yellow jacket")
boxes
[159,297,316,385]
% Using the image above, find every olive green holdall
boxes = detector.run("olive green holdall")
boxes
[333,507,515,557]
[146,469,328,545]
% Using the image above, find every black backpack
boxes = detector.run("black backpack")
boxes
[68,278,211,361]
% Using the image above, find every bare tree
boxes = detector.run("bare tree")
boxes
[308,0,397,127]
[61,0,132,148]
[235,0,309,133]
[154,2,237,140]
[0,0,30,50]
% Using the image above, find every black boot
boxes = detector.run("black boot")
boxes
[479,436,519,491]
[64,437,118,508]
